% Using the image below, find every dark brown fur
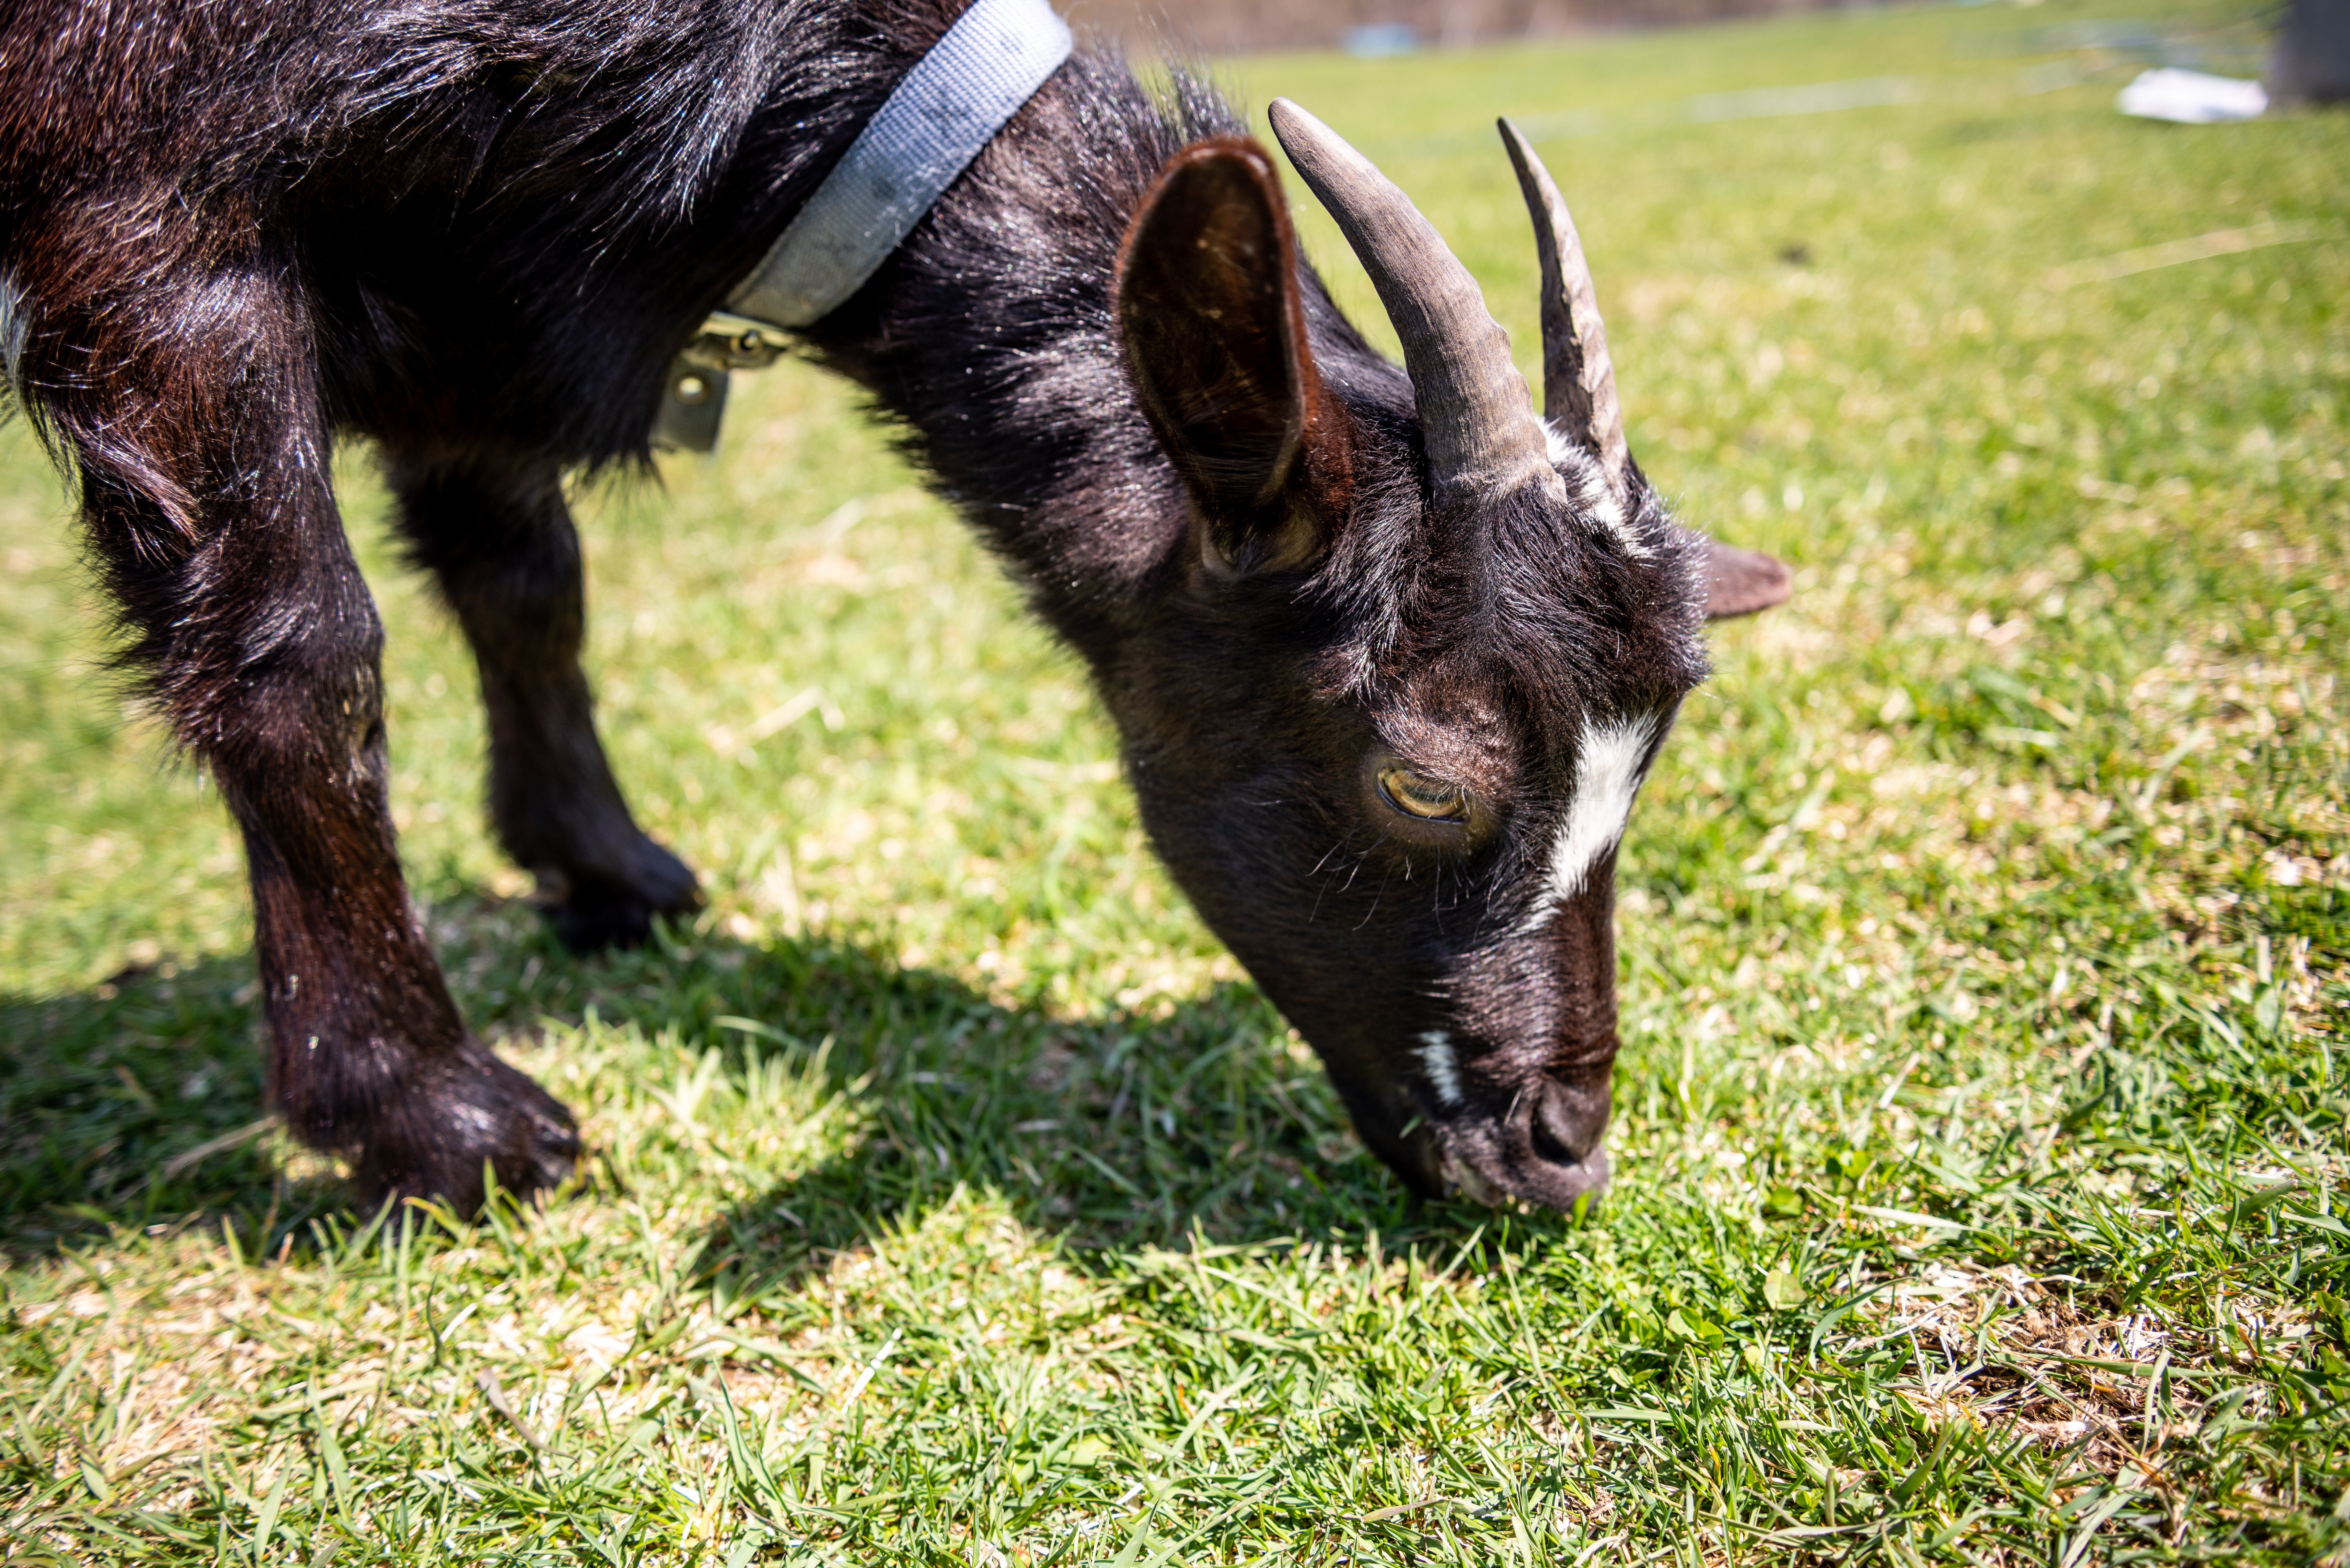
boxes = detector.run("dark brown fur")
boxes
[1,0,1777,1215]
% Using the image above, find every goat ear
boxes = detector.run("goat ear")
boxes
[1704,541,1793,619]
[1117,137,1350,573]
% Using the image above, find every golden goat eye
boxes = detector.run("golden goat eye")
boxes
[1377,766,1469,824]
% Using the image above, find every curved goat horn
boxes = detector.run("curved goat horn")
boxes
[1268,99,1558,505]
[1498,117,1630,502]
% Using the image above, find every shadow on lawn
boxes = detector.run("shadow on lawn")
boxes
[0,948,285,1258]
[0,889,1468,1273]
[675,936,1451,1304]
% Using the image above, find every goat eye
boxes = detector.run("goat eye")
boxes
[1377,766,1469,823]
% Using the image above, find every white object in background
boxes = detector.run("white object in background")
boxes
[2117,67,2270,123]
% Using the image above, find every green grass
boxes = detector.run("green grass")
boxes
[4,0,2346,1560]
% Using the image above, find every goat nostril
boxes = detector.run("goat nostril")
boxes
[1529,1077,1598,1168]
[1529,1111,1581,1168]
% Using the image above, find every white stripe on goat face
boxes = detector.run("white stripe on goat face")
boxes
[1417,1030,1463,1109]
[1526,712,1662,927]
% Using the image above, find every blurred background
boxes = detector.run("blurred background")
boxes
[1065,0,1842,56]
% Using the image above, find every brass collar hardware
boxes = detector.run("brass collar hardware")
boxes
[652,314,797,453]
[692,313,794,370]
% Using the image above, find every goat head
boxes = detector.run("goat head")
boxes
[1109,106,1788,1209]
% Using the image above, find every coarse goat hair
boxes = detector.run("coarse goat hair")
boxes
[0,0,1790,1215]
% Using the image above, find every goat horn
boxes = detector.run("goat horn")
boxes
[1268,99,1558,505]
[1498,118,1630,502]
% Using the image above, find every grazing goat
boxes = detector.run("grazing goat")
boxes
[0,0,1788,1215]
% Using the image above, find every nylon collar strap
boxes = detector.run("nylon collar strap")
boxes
[733,0,1073,328]
[655,0,1070,450]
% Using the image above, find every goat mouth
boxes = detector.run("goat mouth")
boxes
[1433,1133,1612,1210]
[1436,1149,1505,1205]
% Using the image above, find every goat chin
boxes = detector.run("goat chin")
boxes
[1438,1152,1506,1207]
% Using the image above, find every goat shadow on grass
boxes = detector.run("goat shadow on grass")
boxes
[0,947,285,1260]
[0,888,1481,1274]
[680,940,1460,1306]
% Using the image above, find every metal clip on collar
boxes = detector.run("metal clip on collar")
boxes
[653,316,795,453]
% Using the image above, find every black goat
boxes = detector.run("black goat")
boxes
[0,0,1788,1215]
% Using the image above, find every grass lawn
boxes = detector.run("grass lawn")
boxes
[4,0,2346,1559]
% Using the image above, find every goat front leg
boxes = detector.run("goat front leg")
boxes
[384,451,699,951]
[36,265,577,1215]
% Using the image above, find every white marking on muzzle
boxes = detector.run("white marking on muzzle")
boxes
[1523,711,1661,931]
[1417,1030,1463,1109]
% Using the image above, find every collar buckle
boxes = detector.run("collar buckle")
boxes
[651,314,798,453]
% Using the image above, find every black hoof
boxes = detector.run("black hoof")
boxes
[539,841,701,954]
[351,1041,581,1218]
[548,886,666,952]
